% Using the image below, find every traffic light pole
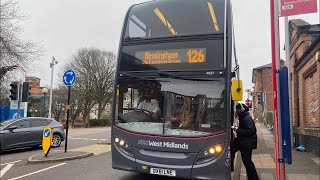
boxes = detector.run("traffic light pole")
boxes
[16,80,22,119]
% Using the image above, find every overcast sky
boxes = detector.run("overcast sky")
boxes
[18,0,319,93]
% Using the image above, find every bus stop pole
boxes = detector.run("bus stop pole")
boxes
[270,0,285,179]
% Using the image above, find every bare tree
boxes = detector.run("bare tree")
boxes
[0,0,42,80]
[92,51,115,118]
[51,87,68,122]
[67,47,115,126]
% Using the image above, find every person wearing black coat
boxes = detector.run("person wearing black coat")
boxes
[232,103,259,180]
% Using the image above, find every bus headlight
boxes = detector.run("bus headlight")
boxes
[113,136,133,156]
[115,138,120,143]
[114,137,129,148]
[196,144,224,164]
[119,140,125,146]
[214,145,222,153]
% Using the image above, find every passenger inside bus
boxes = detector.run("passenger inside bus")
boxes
[180,97,199,129]
[167,95,203,130]
[165,92,226,133]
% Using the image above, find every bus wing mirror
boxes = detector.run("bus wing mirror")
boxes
[231,80,243,101]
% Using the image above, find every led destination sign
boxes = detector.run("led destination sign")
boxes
[135,48,206,65]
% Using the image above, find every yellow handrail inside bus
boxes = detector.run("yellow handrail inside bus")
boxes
[207,2,220,31]
[153,8,177,35]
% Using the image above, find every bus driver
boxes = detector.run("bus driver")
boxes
[137,91,160,120]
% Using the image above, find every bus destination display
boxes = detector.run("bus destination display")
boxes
[135,48,206,65]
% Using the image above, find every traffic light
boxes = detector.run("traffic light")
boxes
[245,98,250,107]
[9,81,20,100]
[22,82,31,102]
[257,93,262,105]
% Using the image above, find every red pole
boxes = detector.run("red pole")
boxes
[270,0,282,179]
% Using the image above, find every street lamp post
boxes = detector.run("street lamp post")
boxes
[34,109,38,117]
[29,108,33,117]
[48,56,58,118]
[42,88,48,117]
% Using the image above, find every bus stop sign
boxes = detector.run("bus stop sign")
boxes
[280,0,318,16]
[42,126,53,156]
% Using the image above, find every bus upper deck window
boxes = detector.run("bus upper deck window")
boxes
[128,15,147,38]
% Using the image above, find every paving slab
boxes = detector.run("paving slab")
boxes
[70,144,111,155]
[235,123,320,179]
[287,174,320,180]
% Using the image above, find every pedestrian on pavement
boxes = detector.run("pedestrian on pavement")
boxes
[232,103,259,180]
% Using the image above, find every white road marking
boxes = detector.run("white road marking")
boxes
[69,137,82,140]
[8,163,66,180]
[311,157,320,165]
[0,160,22,166]
[0,164,14,178]
[69,137,108,141]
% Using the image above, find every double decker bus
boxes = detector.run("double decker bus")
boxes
[112,0,240,179]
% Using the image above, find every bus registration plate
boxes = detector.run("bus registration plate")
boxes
[150,168,176,177]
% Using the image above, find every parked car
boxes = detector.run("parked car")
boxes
[0,117,65,151]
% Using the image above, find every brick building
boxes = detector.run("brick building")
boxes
[252,63,273,124]
[288,19,320,156]
[251,61,284,126]
[25,76,42,94]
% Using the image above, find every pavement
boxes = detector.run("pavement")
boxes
[27,144,111,163]
[233,123,320,180]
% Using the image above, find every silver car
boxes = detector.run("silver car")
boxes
[0,117,65,151]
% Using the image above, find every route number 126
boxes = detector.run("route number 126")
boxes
[187,49,205,63]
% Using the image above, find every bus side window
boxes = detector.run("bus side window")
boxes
[123,88,140,112]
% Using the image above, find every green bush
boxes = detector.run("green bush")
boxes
[89,119,111,127]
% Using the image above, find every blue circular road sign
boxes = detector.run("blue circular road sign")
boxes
[63,69,76,86]
[44,129,51,137]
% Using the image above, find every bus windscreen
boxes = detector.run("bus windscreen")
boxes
[115,76,226,137]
